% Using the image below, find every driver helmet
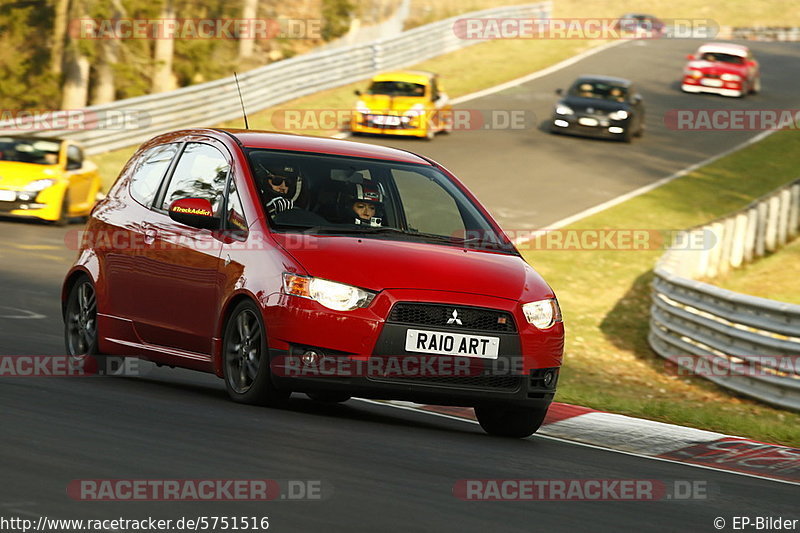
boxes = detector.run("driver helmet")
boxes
[345,181,384,226]
[259,161,302,202]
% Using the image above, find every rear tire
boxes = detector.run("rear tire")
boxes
[306,392,351,403]
[64,276,106,373]
[474,405,548,438]
[222,300,288,406]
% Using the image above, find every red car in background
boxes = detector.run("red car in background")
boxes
[62,128,564,438]
[681,43,760,97]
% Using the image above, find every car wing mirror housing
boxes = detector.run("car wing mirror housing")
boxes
[168,197,220,230]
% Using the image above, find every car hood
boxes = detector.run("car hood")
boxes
[0,162,62,189]
[686,60,746,75]
[357,94,426,114]
[559,96,630,112]
[273,234,553,301]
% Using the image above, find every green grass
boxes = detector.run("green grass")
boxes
[522,129,800,447]
[712,236,800,304]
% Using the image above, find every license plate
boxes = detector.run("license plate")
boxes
[578,117,599,127]
[405,329,500,359]
[700,78,723,87]
[0,190,16,202]
[372,115,401,126]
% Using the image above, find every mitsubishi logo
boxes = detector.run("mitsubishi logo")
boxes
[446,309,463,326]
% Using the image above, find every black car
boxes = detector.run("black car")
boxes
[550,75,645,142]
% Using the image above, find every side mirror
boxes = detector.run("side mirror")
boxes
[632,94,642,104]
[686,54,695,60]
[354,90,362,96]
[555,88,563,95]
[168,197,219,230]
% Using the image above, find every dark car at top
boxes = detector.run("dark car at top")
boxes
[550,75,645,142]
[62,128,564,438]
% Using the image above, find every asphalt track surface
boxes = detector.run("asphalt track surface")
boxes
[1,38,799,532]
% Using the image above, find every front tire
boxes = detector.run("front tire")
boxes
[222,300,288,406]
[54,190,70,226]
[474,405,548,438]
[750,77,761,94]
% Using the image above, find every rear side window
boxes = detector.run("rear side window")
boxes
[160,143,230,212]
[129,144,179,207]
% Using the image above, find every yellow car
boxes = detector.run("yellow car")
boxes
[0,136,101,225]
[351,70,453,140]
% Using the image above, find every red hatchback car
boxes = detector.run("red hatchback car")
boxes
[62,129,563,437]
[681,43,760,97]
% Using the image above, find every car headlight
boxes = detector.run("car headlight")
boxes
[522,299,562,329]
[283,273,376,311]
[608,110,629,121]
[555,104,573,115]
[720,73,741,81]
[356,100,370,115]
[22,179,56,192]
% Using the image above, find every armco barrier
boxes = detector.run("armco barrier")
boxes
[649,179,800,411]
[0,2,550,155]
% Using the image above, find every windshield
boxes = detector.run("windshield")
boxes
[569,81,628,102]
[366,81,426,97]
[698,52,745,65]
[0,137,60,165]
[246,149,515,253]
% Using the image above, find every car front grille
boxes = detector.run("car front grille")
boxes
[387,302,517,333]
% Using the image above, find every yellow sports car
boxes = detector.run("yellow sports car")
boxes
[351,70,453,139]
[0,136,101,225]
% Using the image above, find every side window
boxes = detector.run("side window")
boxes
[430,79,439,101]
[129,144,179,207]
[225,179,248,234]
[392,169,465,236]
[160,143,229,212]
[66,145,83,170]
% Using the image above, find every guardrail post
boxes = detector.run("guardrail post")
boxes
[765,195,780,252]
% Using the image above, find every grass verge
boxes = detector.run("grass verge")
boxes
[712,237,800,304]
[521,128,800,447]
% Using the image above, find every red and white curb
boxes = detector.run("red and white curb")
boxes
[377,401,800,484]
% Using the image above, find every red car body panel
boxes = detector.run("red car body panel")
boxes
[63,128,564,408]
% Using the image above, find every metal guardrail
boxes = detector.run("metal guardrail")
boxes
[649,179,800,411]
[1,2,550,155]
[731,27,800,41]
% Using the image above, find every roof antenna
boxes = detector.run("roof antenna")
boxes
[234,72,249,130]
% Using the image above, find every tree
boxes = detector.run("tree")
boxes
[150,0,176,93]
